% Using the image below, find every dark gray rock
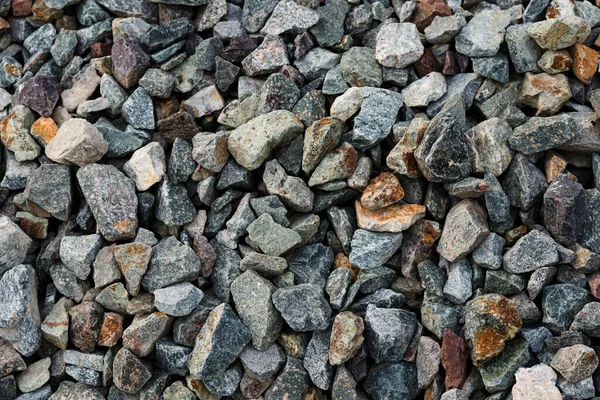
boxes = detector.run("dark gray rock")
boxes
[272,284,332,332]
[288,243,333,289]
[503,230,559,274]
[154,337,192,376]
[365,304,416,363]
[542,284,591,333]
[349,229,403,270]
[364,362,419,400]
[154,177,196,226]
[142,237,201,293]
[304,329,333,390]
[502,153,548,210]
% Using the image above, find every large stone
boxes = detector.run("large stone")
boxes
[188,303,252,379]
[69,301,103,353]
[455,10,511,57]
[111,37,151,89]
[375,23,424,69]
[503,230,559,274]
[46,119,108,166]
[364,362,419,400]
[502,154,548,210]
[231,270,283,351]
[550,344,598,383]
[543,174,584,246]
[260,0,319,36]
[352,87,403,151]
[542,284,591,332]
[402,72,447,108]
[142,237,201,293]
[519,73,572,117]
[60,234,102,280]
[24,164,72,221]
[154,283,204,317]
[77,164,138,241]
[17,76,60,117]
[510,115,575,154]
[355,201,426,233]
[527,15,590,50]
[263,160,314,212]
[464,293,522,365]
[246,214,302,256]
[329,311,364,366]
[113,242,151,296]
[365,305,416,363]
[478,337,530,392]
[228,110,304,170]
[113,347,152,394]
[512,364,562,400]
[464,118,514,177]
[349,229,403,269]
[122,312,171,357]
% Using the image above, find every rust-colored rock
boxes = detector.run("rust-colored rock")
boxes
[400,219,442,279]
[334,253,359,281]
[443,50,460,75]
[588,271,600,300]
[30,117,58,146]
[98,312,124,347]
[415,48,442,77]
[572,43,598,85]
[505,225,528,246]
[464,294,522,366]
[360,172,405,211]
[154,97,180,121]
[15,211,47,239]
[356,200,426,233]
[31,0,62,21]
[387,118,428,178]
[329,311,364,365]
[113,243,151,296]
[69,301,104,353]
[12,0,32,16]
[440,329,468,390]
[411,0,452,32]
[544,150,567,183]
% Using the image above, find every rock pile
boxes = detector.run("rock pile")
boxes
[1,0,600,398]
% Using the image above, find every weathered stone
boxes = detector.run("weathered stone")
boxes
[111,37,151,89]
[542,284,591,333]
[375,23,424,69]
[437,199,489,262]
[0,216,32,275]
[512,364,562,400]
[464,118,514,177]
[365,304,416,363]
[0,105,39,162]
[46,118,108,166]
[455,10,511,57]
[478,337,530,392]
[503,230,558,274]
[349,229,403,269]
[113,347,152,394]
[364,362,418,400]
[527,15,590,50]
[142,237,200,293]
[264,357,310,399]
[272,284,332,332]
[440,328,468,390]
[69,301,103,354]
[329,311,364,366]
[503,154,548,210]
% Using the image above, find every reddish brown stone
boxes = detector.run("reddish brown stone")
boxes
[356,200,426,233]
[240,373,274,399]
[588,271,600,300]
[69,301,104,353]
[280,65,304,87]
[98,312,124,347]
[55,14,78,30]
[0,339,26,376]
[0,17,9,31]
[12,0,32,16]
[90,42,112,58]
[16,211,47,239]
[157,110,199,143]
[360,172,405,211]
[505,225,528,246]
[572,43,599,85]
[443,50,460,76]
[220,37,258,65]
[441,328,468,390]
[294,31,315,60]
[411,0,452,32]
[400,219,442,279]
[193,234,216,278]
[154,97,180,121]
[455,52,469,72]
[415,48,442,77]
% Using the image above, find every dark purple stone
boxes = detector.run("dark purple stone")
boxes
[17,75,60,117]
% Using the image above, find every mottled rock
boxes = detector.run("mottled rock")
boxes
[365,304,416,363]
[437,199,489,262]
[503,230,558,274]
[142,237,200,293]
[349,229,403,269]
[375,23,424,69]
[272,284,332,332]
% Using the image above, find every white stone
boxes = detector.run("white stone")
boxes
[123,142,167,191]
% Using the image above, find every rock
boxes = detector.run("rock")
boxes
[360,172,404,211]
[503,230,558,274]
[441,328,468,389]
[352,87,403,151]
[478,337,530,392]
[542,283,591,333]
[239,342,285,381]
[154,282,204,317]
[0,105,40,162]
[349,229,403,269]
[40,297,73,350]
[16,357,50,393]
[77,164,138,241]
[272,284,332,331]
[111,37,151,89]
[329,311,364,365]
[455,10,511,57]
[17,76,60,117]
[443,259,472,304]
[113,242,151,296]
[304,329,333,390]
[519,73,572,117]
[46,118,108,166]
[365,304,416,363]
[228,110,303,171]
[340,47,382,88]
[60,234,102,280]
[437,199,489,262]
[113,347,152,394]
[121,88,155,130]
[355,200,426,233]
[187,303,251,379]
[260,0,319,36]
[142,237,200,293]
[527,15,590,50]
[192,132,228,173]
[61,66,101,112]
[0,216,32,275]
[231,270,282,351]
[154,177,196,226]
[513,365,562,400]
[308,142,357,186]
[550,344,598,383]
[416,336,440,389]
[402,72,446,108]
[246,213,302,256]
[241,35,288,76]
[581,188,600,254]
[414,112,471,183]
[424,15,466,44]
[123,142,166,191]
[69,301,103,353]
[122,311,171,357]
[543,174,584,246]
[464,293,522,365]
[572,43,598,85]
[375,23,423,70]
[464,118,514,177]
[472,233,505,270]
[364,362,418,400]
[302,117,344,175]
[503,154,548,210]
[264,357,310,399]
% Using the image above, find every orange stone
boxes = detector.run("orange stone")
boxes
[334,253,359,281]
[360,172,405,211]
[544,150,567,183]
[30,117,58,145]
[0,17,9,31]
[98,312,124,347]
[31,0,63,22]
[355,200,426,232]
[505,225,528,246]
[572,43,599,85]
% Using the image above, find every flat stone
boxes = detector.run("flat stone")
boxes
[16,357,50,393]
[246,213,302,256]
[441,328,468,389]
[550,344,598,383]
[304,329,333,390]
[239,343,285,382]
[77,164,138,241]
[272,284,332,332]
[187,303,251,379]
[375,23,424,68]
[503,230,558,274]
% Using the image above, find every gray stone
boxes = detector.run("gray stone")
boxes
[203,364,243,396]
[272,284,332,332]
[310,0,350,47]
[264,159,314,212]
[260,0,319,36]
[443,259,473,304]
[264,357,310,399]
[455,10,511,57]
[16,357,50,393]
[542,284,591,333]
[142,237,201,293]
[246,213,302,256]
[96,282,129,313]
[364,362,418,400]
[187,303,251,379]
[340,47,382,88]
[154,337,192,376]
[502,154,548,210]
[154,177,196,226]
[60,234,102,280]
[375,23,423,69]
[365,304,416,363]
[543,174,584,246]
[437,199,489,262]
[506,24,543,73]
[113,347,152,394]
[239,342,285,381]
[473,233,505,270]
[154,283,204,317]
[424,15,466,44]
[402,72,447,108]
[304,329,333,390]
[352,87,403,151]
[0,216,32,275]
[464,118,514,177]
[478,337,530,392]
[349,229,403,269]
[295,48,340,81]
[77,164,138,241]
[49,263,89,303]
[503,230,559,274]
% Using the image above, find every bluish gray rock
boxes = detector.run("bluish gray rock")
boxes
[272,284,332,332]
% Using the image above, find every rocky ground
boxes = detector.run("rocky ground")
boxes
[1,0,600,399]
